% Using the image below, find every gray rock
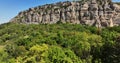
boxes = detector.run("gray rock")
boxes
[10,0,120,27]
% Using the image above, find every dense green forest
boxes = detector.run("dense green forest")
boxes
[0,23,120,63]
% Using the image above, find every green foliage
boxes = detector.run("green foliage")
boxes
[0,23,120,63]
[0,47,8,63]
[115,2,120,5]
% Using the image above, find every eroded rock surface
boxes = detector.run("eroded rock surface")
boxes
[10,0,120,27]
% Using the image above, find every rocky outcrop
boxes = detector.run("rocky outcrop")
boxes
[10,0,120,27]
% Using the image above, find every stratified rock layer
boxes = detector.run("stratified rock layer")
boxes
[10,0,120,27]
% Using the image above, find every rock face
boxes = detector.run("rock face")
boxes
[10,0,120,27]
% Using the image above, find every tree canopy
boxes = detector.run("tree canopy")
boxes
[0,22,120,63]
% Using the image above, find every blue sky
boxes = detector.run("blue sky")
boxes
[0,0,119,24]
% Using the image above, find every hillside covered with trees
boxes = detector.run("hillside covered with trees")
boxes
[0,23,120,63]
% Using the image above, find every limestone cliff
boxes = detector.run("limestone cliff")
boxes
[10,0,120,27]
